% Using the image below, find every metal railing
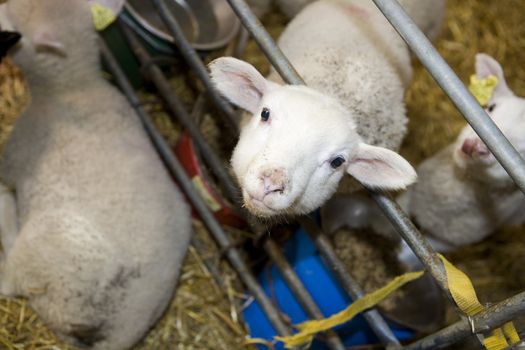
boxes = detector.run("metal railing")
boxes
[99,0,525,348]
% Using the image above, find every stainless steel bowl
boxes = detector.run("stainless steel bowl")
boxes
[124,0,240,51]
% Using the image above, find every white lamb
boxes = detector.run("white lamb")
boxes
[209,0,447,217]
[0,1,192,349]
[407,53,525,250]
[275,0,446,41]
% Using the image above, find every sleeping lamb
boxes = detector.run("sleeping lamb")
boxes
[0,0,192,349]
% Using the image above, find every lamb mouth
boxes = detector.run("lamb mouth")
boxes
[245,196,280,217]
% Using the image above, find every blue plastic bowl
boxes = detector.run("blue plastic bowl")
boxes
[243,227,415,349]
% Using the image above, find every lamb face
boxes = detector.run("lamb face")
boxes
[454,53,525,187]
[210,57,416,217]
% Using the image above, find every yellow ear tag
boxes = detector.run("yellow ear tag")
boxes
[468,74,498,107]
[91,4,117,31]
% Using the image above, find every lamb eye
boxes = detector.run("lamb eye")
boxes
[330,156,345,169]
[261,107,270,122]
[486,103,496,112]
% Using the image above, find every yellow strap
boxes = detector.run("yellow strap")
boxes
[439,255,520,350]
[503,322,521,344]
[439,254,484,315]
[91,4,117,31]
[468,74,498,106]
[274,271,424,349]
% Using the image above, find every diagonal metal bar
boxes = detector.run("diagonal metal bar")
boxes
[223,0,303,85]
[118,20,241,202]
[371,0,525,195]
[98,36,294,338]
[264,239,346,350]
[369,192,449,296]
[150,0,240,135]
[400,290,525,350]
[117,20,346,350]
[299,216,401,347]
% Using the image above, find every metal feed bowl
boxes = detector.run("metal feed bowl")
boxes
[124,0,240,50]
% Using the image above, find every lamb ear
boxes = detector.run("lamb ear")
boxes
[346,143,417,190]
[33,29,66,55]
[209,57,276,114]
[475,53,511,97]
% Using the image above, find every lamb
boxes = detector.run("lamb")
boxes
[209,0,432,217]
[407,53,525,249]
[0,1,192,349]
[274,0,446,41]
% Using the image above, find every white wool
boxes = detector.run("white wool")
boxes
[275,0,446,42]
[0,1,191,349]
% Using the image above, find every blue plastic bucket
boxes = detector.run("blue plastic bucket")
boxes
[243,227,415,349]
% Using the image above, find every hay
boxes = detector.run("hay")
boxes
[0,59,28,153]
[332,229,404,312]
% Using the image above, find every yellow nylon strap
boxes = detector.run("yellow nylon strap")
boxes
[503,322,521,343]
[468,74,498,106]
[438,255,520,350]
[91,4,117,31]
[274,271,424,349]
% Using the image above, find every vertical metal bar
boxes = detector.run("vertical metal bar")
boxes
[98,37,293,338]
[149,0,240,135]
[264,239,347,350]
[371,0,525,195]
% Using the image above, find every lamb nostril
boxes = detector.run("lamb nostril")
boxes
[264,181,285,195]
[260,168,287,196]
[461,138,477,156]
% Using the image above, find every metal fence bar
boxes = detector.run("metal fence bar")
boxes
[300,216,401,347]
[401,290,525,350]
[118,19,348,349]
[118,21,241,201]
[150,0,240,135]
[370,192,449,296]
[98,37,294,338]
[264,239,347,350]
[371,0,525,194]
[224,0,303,85]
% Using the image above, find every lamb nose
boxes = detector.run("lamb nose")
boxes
[262,169,286,195]
[461,138,477,156]
[264,180,285,194]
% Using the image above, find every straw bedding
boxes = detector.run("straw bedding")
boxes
[1,0,525,348]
